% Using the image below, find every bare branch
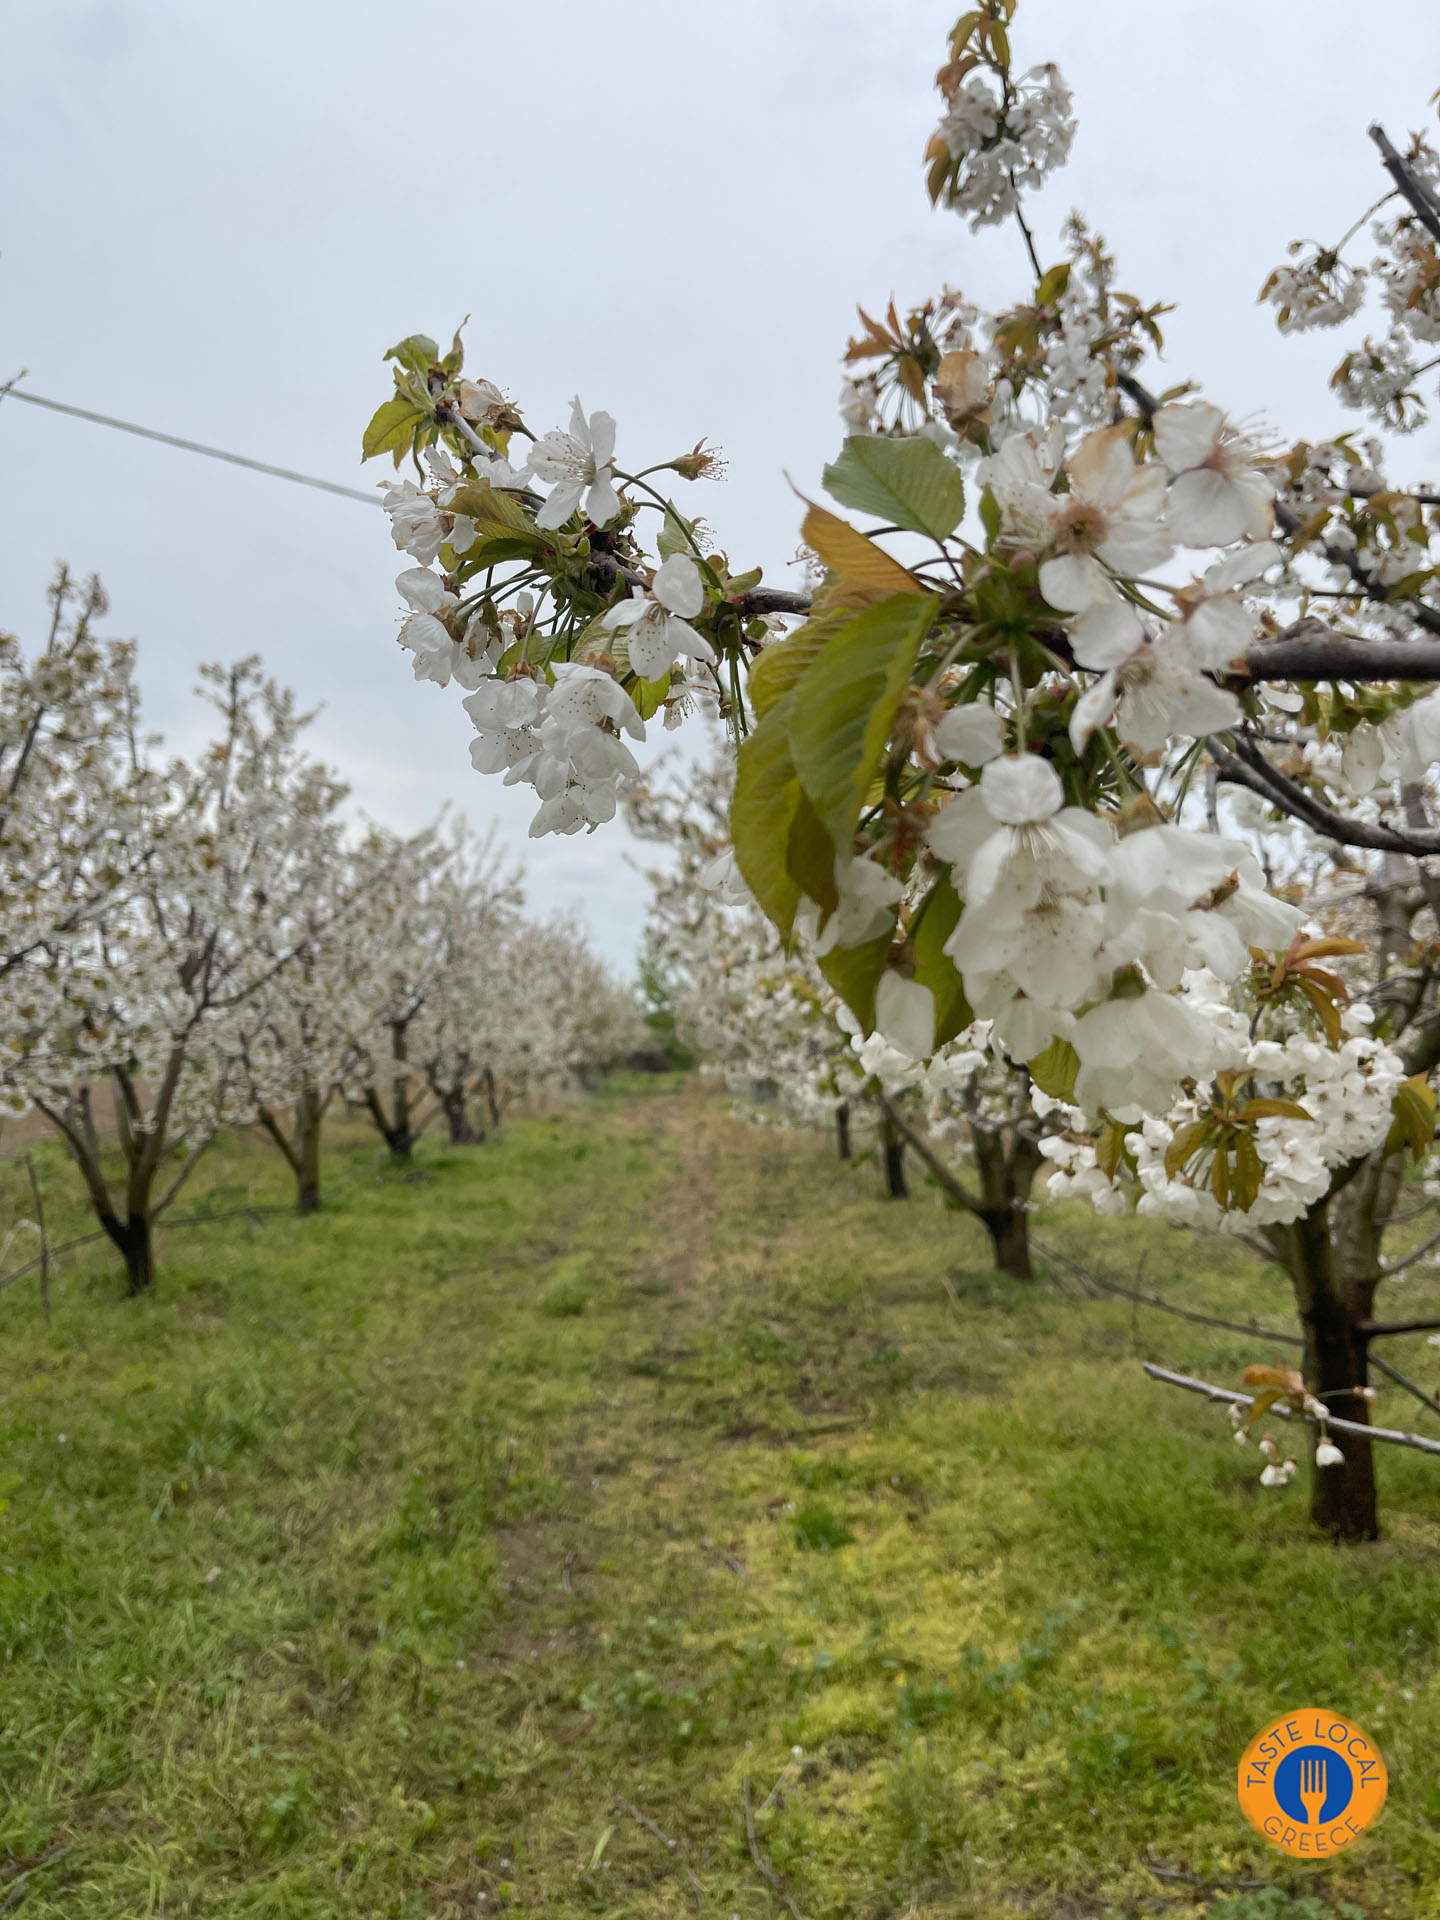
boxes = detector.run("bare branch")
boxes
[874,1094,986,1216]
[741,1777,804,1920]
[1208,736,1440,854]
[1370,123,1440,244]
[1142,1361,1440,1457]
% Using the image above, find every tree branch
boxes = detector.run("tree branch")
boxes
[874,1094,987,1215]
[1370,123,1440,244]
[1208,734,1440,853]
[1142,1361,1440,1457]
[1243,627,1440,681]
[1358,1311,1440,1335]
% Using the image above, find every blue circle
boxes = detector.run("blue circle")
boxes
[1275,1744,1354,1824]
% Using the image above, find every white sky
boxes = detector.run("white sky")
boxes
[3,0,1439,970]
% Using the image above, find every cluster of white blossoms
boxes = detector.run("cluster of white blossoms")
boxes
[1041,988,1408,1232]
[463,662,648,837]
[932,61,1075,230]
[914,755,1305,1113]
[1259,125,1440,433]
[1261,247,1369,334]
[380,399,726,836]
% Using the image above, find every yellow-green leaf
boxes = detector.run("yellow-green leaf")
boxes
[909,873,972,1047]
[731,693,805,940]
[1028,1035,1079,1102]
[747,609,851,721]
[819,930,895,1036]
[786,594,937,852]
[362,395,428,462]
[1231,1131,1263,1212]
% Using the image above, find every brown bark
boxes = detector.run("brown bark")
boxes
[835,1102,852,1162]
[972,1124,1044,1281]
[881,1109,908,1199]
[1264,1151,1403,1541]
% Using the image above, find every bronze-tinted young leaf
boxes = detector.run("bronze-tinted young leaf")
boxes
[786,594,937,851]
[909,873,972,1047]
[1240,1098,1314,1123]
[1231,1131,1263,1213]
[800,504,921,597]
[1245,1387,1284,1429]
[822,434,968,541]
[1296,975,1344,1046]
[1028,1035,1079,1102]
[1164,1120,1212,1180]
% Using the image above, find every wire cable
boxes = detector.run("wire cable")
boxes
[0,378,380,506]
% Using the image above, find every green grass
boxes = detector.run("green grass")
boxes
[0,1079,1439,1917]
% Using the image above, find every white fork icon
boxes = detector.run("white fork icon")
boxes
[1298,1753,1328,1824]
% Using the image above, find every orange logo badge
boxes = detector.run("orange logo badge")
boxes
[1238,1710,1387,1858]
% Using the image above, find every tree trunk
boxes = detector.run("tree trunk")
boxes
[881,1110,907,1199]
[1265,1152,1401,1542]
[482,1067,501,1130]
[296,1085,324,1216]
[981,1204,1032,1280]
[972,1124,1044,1282]
[442,1088,484,1146]
[835,1102,852,1161]
[103,1214,155,1298]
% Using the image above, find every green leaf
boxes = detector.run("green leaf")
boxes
[979,484,1002,547]
[384,333,440,377]
[821,435,967,541]
[819,930,895,1035]
[787,791,840,918]
[786,594,937,852]
[446,481,536,537]
[748,609,852,721]
[1028,1036,1079,1102]
[362,396,429,463]
[731,693,805,940]
[458,533,542,568]
[656,503,696,562]
[1034,262,1072,307]
[909,874,972,1047]
[1385,1074,1437,1162]
[1231,1131,1263,1213]
[629,674,669,722]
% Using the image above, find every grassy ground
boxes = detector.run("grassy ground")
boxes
[1,1077,1439,1919]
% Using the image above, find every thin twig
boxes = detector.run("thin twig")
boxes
[0,1846,70,1913]
[1380,1223,1440,1277]
[614,1799,705,1907]
[1143,1362,1440,1456]
[22,1157,50,1325]
[1031,1237,1300,1345]
[1368,1350,1440,1424]
[742,1777,804,1920]
[1140,1853,1268,1893]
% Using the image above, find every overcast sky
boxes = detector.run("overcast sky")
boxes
[3,0,1439,970]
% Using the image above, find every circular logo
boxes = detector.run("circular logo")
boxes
[1238,1711,1387,1858]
